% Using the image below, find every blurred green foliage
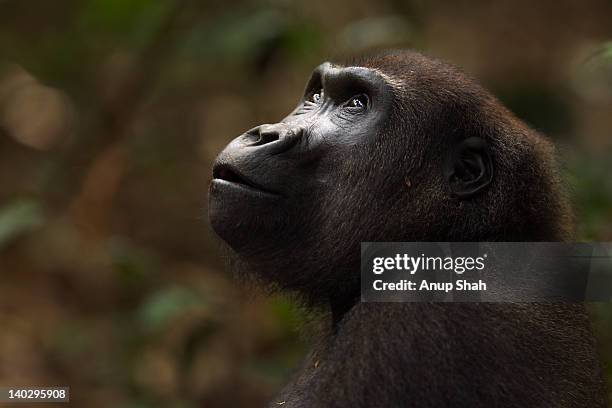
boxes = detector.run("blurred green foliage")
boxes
[0,199,44,248]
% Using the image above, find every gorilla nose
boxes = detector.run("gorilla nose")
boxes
[245,123,302,154]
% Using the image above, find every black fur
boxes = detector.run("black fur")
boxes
[209,50,607,407]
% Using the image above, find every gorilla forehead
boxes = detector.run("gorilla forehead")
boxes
[350,50,461,81]
[348,50,495,110]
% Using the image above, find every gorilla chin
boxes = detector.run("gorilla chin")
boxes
[208,176,281,252]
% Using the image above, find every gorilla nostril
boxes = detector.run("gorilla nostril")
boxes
[242,124,301,154]
[253,130,280,146]
[244,126,281,146]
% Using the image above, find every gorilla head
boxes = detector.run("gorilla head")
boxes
[208,50,570,306]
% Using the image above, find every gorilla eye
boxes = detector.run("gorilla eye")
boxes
[347,94,369,110]
[310,89,323,103]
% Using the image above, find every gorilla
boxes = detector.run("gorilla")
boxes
[208,51,607,407]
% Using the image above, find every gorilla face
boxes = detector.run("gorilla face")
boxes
[209,54,499,301]
[209,63,394,254]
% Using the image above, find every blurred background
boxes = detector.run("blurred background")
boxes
[0,0,611,407]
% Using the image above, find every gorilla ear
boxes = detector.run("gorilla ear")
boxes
[446,137,493,198]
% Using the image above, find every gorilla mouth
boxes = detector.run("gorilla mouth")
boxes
[212,164,276,195]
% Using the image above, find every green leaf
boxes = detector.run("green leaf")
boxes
[596,41,612,61]
[0,198,44,248]
[137,286,202,332]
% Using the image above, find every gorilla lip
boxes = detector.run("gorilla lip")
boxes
[212,164,277,196]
